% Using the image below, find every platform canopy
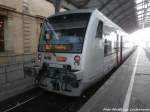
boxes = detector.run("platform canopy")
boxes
[48,0,150,33]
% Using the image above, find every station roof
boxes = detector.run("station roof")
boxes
[65,0,150,33]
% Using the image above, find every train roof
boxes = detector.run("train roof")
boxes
[47,9,94,18]
[47,9,127,35]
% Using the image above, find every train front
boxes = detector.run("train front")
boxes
[37,12,91,96]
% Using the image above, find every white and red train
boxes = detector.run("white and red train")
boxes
[37,9,135,96]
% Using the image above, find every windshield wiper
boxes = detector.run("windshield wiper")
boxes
[52,50,56,57]
[44,18,58,40]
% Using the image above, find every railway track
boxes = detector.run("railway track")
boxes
[0,88,43,112]
[0,72,112,112]
[1,91,86,112]
[0,52,134,112]
[0,66,124,112]
[3,94,41,112]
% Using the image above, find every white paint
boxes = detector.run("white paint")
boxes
[122,48,141,112]
[3,94,41,112]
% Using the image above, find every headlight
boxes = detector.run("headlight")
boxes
[38,54,42,62]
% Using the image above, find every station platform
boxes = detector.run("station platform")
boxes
[0,62,35,102]
[79,47,150,112]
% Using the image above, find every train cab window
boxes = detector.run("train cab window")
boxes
[96,21,103,39]
[39,13,91,53]
[0,17,4,52]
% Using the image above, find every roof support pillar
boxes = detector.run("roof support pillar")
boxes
[54,0,63,13]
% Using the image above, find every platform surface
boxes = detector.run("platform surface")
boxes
[0,62,35,102]
[79,47,150,112]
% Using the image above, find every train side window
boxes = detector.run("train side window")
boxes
[96,21,103,39]
[104,39,112,56]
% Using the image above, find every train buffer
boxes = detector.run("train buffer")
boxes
[79,47,150,112]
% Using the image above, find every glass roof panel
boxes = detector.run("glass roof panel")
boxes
[137,10,144,14]
[137,5,143,10]
[136,0,143,4]
[135,0,150,27]
[147,12,150,15]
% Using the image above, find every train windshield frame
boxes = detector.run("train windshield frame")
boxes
[38,13,91,53]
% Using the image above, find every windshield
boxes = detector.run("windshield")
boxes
[38,13,91,53]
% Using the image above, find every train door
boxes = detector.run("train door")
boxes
[103,26,119,74]
[116,34,123,65]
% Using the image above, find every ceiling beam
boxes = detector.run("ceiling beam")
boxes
[116,14,138,32]
[122,24,135,33]
[66,0,90,8]
[120,18,136,28]
[121,18,137,29]
[113,8,138,29]
[106,0,131,17]
[118,17,135,27]
[116,11,136,25]
[111,5,135,21]
[99,0,114,11]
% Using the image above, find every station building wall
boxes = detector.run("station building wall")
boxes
[0,0,55,64]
